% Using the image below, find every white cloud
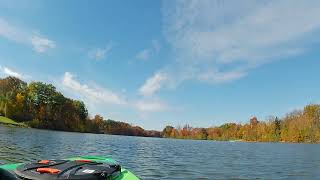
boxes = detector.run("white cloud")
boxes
[62,72,126,105]
[0,66,31,80]
[136,39,161,60]
[144,0,320,93]
[165,0,320,64]
[3,67,22,78]
[31,35,55,53]
[0,17,55,53]
[139,72,167,96]
[61,72,171,116]
[88,44,112,60]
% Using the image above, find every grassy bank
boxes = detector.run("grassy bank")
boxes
[0,116,28,127]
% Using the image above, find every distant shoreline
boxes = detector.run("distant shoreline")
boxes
[161,137,320,144]
[0,115,161,138]
[0,122,27,128]
[1,120,318,144]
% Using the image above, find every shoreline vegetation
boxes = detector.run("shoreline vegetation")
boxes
[0,76,160,137]
[1,76,320,143]
[162,107,320,143]
[0,116,27,127]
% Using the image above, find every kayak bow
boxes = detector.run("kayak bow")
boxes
[0,156,139,180]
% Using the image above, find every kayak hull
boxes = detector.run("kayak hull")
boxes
[0,156,139,180]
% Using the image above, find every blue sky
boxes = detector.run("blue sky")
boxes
[1,0,320,130]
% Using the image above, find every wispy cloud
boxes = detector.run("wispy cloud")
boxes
[0,66,22,78]
[136,39,161,61]
[31,35,55,53]
[142,0,320,93]
[0,18,23,42]
[62,72,169,114]
[62,72,126,105]
[0,17,55,53]
[0,66,31,80]
[139,72,167,96]
[137,71,171,112]
[88,43,112,60]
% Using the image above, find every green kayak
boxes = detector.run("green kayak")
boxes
[0,156,139,180]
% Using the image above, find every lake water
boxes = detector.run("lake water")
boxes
[1,126,320,179]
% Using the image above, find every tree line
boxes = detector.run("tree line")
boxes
[0,76,160,137]
[162,104,320,143]
[2,76,320,143]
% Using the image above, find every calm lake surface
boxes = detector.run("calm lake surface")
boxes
[1,126,320,179]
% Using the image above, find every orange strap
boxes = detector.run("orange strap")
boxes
[38,160,50,164]
[36,168,61,174]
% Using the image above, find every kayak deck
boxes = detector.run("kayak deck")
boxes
[0,156,139,180]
